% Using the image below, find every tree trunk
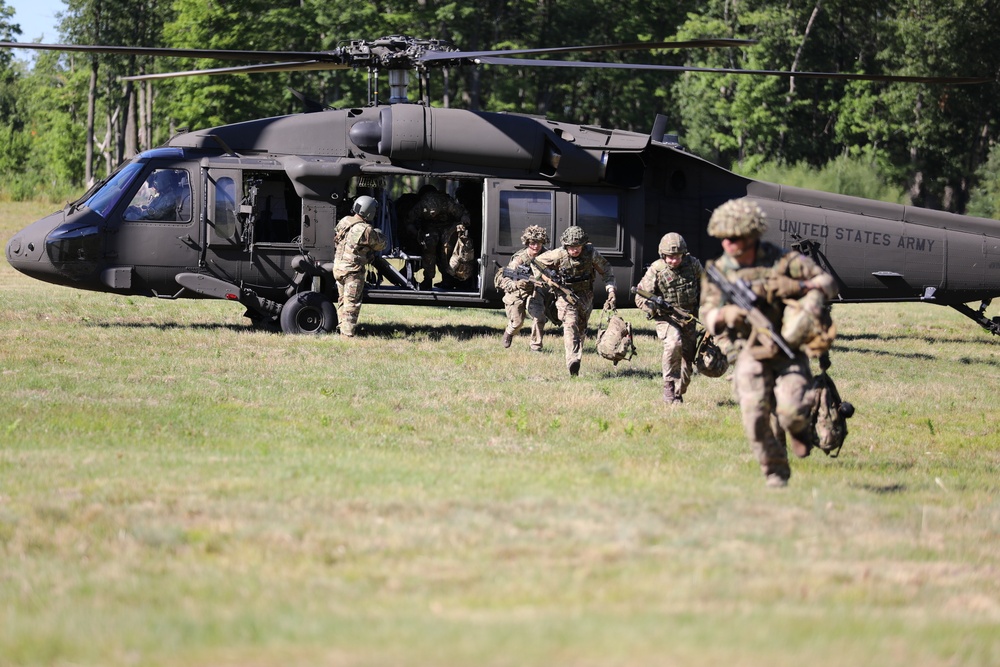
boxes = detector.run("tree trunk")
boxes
[86,62,98,188]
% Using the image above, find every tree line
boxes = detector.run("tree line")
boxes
[1,0,1000,216]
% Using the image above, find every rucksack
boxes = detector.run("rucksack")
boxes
[810,369,854,457]
[596,305,637,365]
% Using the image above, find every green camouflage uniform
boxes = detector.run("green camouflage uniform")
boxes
[534,244,615,373]
[635,254,704,398]
[501,246,550,351]
[333,214,386,336]
[700,241,837,484]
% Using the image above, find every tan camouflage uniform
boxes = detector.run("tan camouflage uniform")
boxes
[403,189,475,289]
[635,251,704,403]
[332,213,386,336]
[700,198,837,487]
[534,231,615,375]
[501,246,550,351]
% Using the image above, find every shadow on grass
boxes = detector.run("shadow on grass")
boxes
[852,482,908,494]
[91,321,251,333]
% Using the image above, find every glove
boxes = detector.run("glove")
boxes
[604,287,617,309]
[721,305,747,329]
[765,275,805,301]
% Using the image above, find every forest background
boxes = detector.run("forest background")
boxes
[2,0,1000,217]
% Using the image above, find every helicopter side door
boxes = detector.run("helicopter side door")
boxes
[237,168,306,297]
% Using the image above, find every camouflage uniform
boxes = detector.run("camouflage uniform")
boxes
[500,236,551,351]
[403,188,475,289]
[534,227,616,375]
[634,235,704,403]
[699,198,837,487]
[332,205,386,336]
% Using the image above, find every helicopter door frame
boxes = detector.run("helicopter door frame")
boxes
[485,180,558,303]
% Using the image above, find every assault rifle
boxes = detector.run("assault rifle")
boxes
[630,287,696,325]
[705,263,795,359]
[500,263,533,282]
[529,258,580,306]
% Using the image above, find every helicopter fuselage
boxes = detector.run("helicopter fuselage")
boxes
[7,104,1000,333]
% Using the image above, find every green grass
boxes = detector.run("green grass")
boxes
[2,201,999,667]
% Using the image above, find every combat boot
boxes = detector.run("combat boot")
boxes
[789,427,818,459]
[569,360,580,376]
[663,382,680,404]
[502,330,514,348]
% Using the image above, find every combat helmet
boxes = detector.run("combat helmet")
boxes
[658,232,688,256]
[521,225,549,246]
[707,198,767,239]
[352,195,378,222]
[560,226,589,247]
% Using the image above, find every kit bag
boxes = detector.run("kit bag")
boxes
[810,368,854,457]
[596,305,637,365]
[694,329,729,378]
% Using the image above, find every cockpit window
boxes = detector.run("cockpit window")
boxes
[83,162,145,219]
[123,169,193,223]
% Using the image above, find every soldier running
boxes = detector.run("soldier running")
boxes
[533,226,616,376]
[699,198,838,488]
[634,232,704,404]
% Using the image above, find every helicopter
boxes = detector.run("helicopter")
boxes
[4,35,1000,335]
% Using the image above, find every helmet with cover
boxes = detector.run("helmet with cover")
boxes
[707,198,767,239]
[560,226,589,247]
[352,195,379,222]
[520,225,549,246]
[658,232,688,256]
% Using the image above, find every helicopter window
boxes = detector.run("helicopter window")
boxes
[212,176,238,240]
[498,191,552,247]
[122,169,192,223]
[247,171,301,244]
[576,193,620,250]
[83,162,145,219]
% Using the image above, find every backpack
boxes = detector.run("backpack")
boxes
[810,369,854,457]
[694,329,729,378]
[596,305,637,365]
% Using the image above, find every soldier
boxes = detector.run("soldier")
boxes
[534,226,616,376]
[499,225,551,351]
[403,185,475,290]
[634,232,704,404]
[699,198,838,488]
[332,195,386,337]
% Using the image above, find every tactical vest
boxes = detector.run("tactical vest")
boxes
[333,215,385,277]
[653,256,701,313]
[714,242,791,329]
[556,245,597,292]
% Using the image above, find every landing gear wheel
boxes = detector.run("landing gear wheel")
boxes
[279,291,337,334]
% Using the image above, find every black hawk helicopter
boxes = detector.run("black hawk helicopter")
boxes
[4,35,1000,334]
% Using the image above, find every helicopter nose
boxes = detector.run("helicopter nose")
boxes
[5,210,67,285]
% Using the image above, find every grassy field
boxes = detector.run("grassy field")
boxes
[1,200,998,667]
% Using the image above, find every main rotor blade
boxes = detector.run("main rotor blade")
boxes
[0,41,342,63]
[420,38,756,63]
[472,56,994,84]
[120,61,351,81]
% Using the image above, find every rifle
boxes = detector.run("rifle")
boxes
[529,258,580,306]
[630,287,696,325]
[500,263,533,282]
[705,263,795,359]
